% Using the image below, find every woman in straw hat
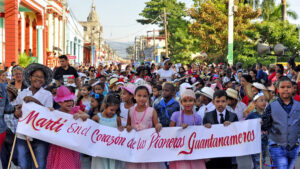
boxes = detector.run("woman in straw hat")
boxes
[15,63,53,169]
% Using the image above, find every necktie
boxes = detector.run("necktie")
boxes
[220,113,225,124]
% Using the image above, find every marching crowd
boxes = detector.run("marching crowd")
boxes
[0,54,299,169]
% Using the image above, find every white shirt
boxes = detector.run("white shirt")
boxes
[157,68,175,82]
[197,102,215,121]
[120,102,129,126]
[16,87,53,107]
[217,109,227,124]
[226,101,247,121]
[16,87,53,140]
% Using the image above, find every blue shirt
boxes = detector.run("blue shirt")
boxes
[154,98,180,127]
[246,109,263,120]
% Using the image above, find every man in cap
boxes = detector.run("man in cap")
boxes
[226,88,247,121]
[196,87,215,120]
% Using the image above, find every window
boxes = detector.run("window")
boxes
[83,26,87,31]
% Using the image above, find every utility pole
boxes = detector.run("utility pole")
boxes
[163,8,168,58]
[227,0,234,66]
[153,29,155,61]
[62,0,67,54]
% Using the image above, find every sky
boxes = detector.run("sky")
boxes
[67,0,300,44]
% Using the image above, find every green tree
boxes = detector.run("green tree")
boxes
[255,21,300,57]
[18,52,32,68]
[189,0,260,63]
[260,0,297,21]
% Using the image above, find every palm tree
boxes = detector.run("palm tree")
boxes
[281,0,286,21]
[260,0,275,21]
[260,0,297,21]
[268,4,298,21]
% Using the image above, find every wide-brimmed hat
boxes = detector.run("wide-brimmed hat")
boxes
[226,88,239,100]
[252,82,267,90]
[54,85,75,103]
[199,87,214,100]
[6,84,18,98]
[121,83,136,95]
[23,63,53,87]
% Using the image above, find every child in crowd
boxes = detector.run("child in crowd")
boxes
[77,84,92,111]
[120,83,136,126]
[151,85,162,105]
[262,76,300,169]
[91,93,124,169]
[195,92,202,112]
[169,89,204,169]
[126,85,165,169]
[88,93,104,118]
[246,92,268,169]
[154,82,180,127]
[203,90,238,169]
[94,83,105,95]
[66,75,76,87]
[46,86,89,169]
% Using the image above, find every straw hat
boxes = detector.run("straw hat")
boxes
[54,85,75,103]
[109,78,118,88]
[23,63,53,87]
[199,87,214,100]
[226,88,239,100]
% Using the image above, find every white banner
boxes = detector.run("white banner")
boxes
[17,103,261,162]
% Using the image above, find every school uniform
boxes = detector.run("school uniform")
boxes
[203,109,238,169]
[154,98,180,127]
[262,98,300,169]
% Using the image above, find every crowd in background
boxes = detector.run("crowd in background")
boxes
[0,55,299,169]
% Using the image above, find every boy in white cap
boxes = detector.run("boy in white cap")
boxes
[246,92,268,169]
[196,87,215,121]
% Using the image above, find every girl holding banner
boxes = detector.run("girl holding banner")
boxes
[46,85,89,169]
[169,89,205,169]
[91,93,124,169]
[126,85,166,169]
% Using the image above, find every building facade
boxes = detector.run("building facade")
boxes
[66,12,84,65]
[1,0,49,67]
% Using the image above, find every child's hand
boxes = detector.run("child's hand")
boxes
[73,113,80,120]
[155,123,162,132]
[78,110,84,114]
[126,125,132,132]
[223,121,231,126]
[204,123,212,128]
[118,126,124,132]
[48,107,55,112]
[182,123,188,129]
[92,115,100,123]
[80,113,90,121]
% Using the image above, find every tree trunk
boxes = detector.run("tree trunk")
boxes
[282,0,287,21]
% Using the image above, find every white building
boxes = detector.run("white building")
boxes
[66,12,84,65]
